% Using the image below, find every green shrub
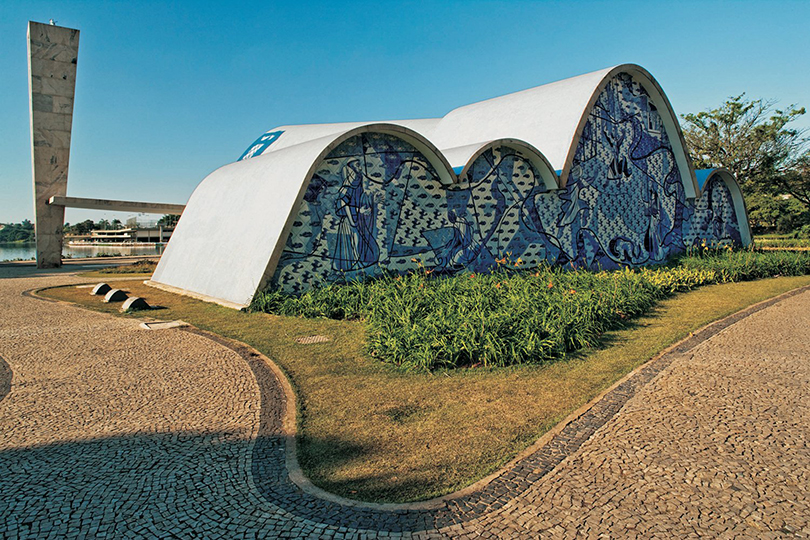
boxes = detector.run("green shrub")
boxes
[796,225,810,239]
[250,249,810,370]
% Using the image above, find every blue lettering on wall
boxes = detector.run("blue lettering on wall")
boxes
[238,130,285,161]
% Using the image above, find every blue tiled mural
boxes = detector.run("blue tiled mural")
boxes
[555,72,691,269]
[269,74,743,293]
[685,176,742,246]
[270,133,450,292]
[446,146,556,271]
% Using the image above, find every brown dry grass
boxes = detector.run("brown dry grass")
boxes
[80,259,158,276]
[41,274,810,502]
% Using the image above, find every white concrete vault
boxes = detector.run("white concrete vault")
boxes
[151,64,753,308]
[151,124,456,307]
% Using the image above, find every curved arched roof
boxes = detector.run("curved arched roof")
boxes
[151,64,725,308]
[151,123,455,307]
[241,64,698,198]
[434,65,698,197]
[444,139,559,191]
[249,118,443,156]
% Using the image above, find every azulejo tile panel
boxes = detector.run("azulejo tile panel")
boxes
[269,74,742,294]
[685,176,742,246]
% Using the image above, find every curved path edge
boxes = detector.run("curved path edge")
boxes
[30,281,810,533]
[159,283,810,531]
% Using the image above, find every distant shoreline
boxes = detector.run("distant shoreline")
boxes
[67,242,167,247]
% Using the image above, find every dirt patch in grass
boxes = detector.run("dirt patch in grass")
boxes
[40,275,810,503]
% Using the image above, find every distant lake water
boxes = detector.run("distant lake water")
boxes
[0,242,165,262]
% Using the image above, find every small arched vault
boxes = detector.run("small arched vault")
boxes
[151,64,752,308]
[689,168,753,246]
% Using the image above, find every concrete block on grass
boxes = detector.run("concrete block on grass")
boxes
[91,283,111,296]
[121,297,150,312]
[103,289,128,303]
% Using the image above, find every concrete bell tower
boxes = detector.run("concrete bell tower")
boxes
[28,21,80,268]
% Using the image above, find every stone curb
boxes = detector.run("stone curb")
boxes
[0,255,158,267]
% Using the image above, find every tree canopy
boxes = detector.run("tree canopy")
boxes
[63,218,126,235]
[682,94,807,191]
[681,94,809,233]
[157,214,180,227]
[0,220,35,243]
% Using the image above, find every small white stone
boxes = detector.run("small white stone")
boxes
[121,297,150,312]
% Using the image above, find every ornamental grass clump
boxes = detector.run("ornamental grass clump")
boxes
[249,248,810,370]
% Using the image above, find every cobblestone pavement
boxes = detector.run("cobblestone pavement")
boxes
[1,266,808,538]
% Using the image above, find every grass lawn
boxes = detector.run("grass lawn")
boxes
[79,259,158,277]
[755,234,810,249]
[41,273,810,503]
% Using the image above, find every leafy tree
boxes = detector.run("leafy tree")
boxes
[681,94,809,233]
[681,94,807,193]
[111,219,122,230]
[772,155,810,208]
[157,214,180,227]
[0,221,36,242]
[73,219,95,235]
[746,191,809,232]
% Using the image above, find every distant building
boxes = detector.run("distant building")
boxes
[68,227,173,245]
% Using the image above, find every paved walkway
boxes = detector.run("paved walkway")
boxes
[0,266,808,538]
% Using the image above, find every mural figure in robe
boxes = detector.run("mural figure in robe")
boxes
[708,186,727,240]
[332,159,380,271]
[644,188,666,262]
[434,210,480,270]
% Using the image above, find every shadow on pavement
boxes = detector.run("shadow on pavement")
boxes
[0,355,10,403]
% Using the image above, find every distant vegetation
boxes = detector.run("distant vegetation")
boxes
[756,233,810,249]
[63,214,178,235]
[64,219,124,235]
[0,220,35,243]
[2,213,179,244]
[157,214,180,227]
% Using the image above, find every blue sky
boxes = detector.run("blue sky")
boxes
[1,0,808,224]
